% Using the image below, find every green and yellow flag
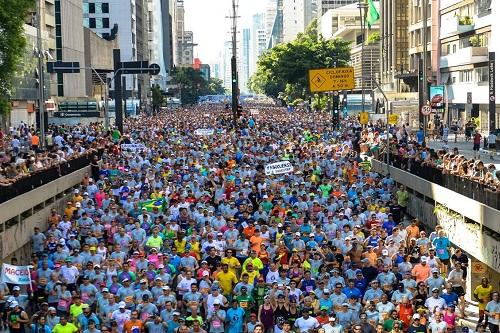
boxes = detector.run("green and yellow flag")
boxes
[366,0,380,29]
[139,198,167,212]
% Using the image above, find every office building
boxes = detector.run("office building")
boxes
[266,0,283,48]
[282,0,317,42]
[440,0,499,131]
[317,0,358,16]
[240,28,251,93]
[147,0,170,88]
[175,0,196,67]
[251,13,267,75]
[222,41,233,91]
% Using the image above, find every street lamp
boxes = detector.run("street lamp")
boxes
[357,1,368,113]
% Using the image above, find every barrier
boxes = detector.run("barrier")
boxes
[0,152,100,204]
[384,154,500,210]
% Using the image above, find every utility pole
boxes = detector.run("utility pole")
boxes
[36,0,45,148]
[419,0,429,140]
[230,0,239,127]
[358,1,368,113]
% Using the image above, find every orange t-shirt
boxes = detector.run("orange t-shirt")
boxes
[411,264,431,283]
[32,135,40,146]
[406,225,420,239]
[250,235,264,252]
[123,320,143,333]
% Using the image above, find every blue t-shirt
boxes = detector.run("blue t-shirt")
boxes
[226,307,245,333]
[432,237,450,259]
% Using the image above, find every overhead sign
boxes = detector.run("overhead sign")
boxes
[47,61,81,73]
[1,264,31,285]
[421,105,432,116]
[308,67,355,93]
[388,114,398,125]
[265,161,293,176]
[194,128,214,136]
[121,144,146,151]
[429,85,445,109]
[359,112,369,125]
[52,112,101,118]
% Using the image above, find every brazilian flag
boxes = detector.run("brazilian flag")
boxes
[139,198,167,212]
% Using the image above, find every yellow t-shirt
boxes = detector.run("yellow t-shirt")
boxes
[53,323,78,333]
[69,303,84,322]
[216,271,238,295]
[474,284,493,310]
[241,269,260,285]
[221,257,240,275]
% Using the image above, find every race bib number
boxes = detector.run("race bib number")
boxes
[81,292,90,302]
[124,296,134,304]
[306,286,313,293]
[213,319,221,328]
[437,249,445,255]
[240,301,248,308]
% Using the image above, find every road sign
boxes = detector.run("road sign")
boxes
[120,61,149,74]
[149,63,161,75]
[421,105,432,116]
[359,111,369,125]
[309,67,355,93]
[388,114,398,125]
[46,61,80,73]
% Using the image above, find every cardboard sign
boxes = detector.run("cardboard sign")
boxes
[265,161,293,176]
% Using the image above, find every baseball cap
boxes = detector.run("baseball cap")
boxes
[118,301,126,308]
[9,301,18,308]
[421,256,427,262]
[412,314,420,319]
[213,299,222,305]
[162,286,170,290]
[382,249,389,255]
[13,286,20,291]
[432,287,439,292]
[329,317,336,322]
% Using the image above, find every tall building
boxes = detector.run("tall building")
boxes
[320,3,380,90]
[240,29,251,93]
[147,0,170,89]
[440,0,499,131]
[282,0,317,42]
[380,0,410,92]
[222,41,233,91]
[317,0,358,16]
[84,0,150,99]
[251,13,267,76]
[266,0,284,48]
[175,0,196,67]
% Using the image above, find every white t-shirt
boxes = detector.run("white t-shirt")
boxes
[294,316,320,333]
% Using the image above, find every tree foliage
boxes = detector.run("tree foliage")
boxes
[171,67,226,105]
[0,0,35,115]
[151,84,164,114]
[248,18,351,102]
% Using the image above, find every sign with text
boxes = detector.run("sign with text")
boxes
[429,85,445,109]
[388,114,399,125]
[194,128,214,136]
[308,67,355,93]
[489,52,496,131]
[265,161,293,176]
[359,112,369,125]
[1,264,31,285]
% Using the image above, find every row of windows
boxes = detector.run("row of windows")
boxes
[84,17,110,29]
[441,32,490,56]
[83,2,109,14]
[449,67,488,84]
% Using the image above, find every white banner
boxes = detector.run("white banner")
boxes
[194,129,214,136]
[265,161,293,176]
[1,264,31,285]
[120,144,146,151]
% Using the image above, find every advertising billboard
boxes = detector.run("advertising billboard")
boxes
[429,85,445,110]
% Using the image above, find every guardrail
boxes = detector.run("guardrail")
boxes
[0,153,98,204]
[385,154,500,210]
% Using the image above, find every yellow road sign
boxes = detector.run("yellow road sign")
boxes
[309,67,355,93]
[359,112,369,125]
[388,114,398,125]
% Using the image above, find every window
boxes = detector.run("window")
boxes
[89,17,96,28]
[102,2,109,13]
[102,32,110,39]
[103,17,109,28]
[476,67,488,82]
[89,2,95,13]
[96,17,103,29]
[460,69,473,82]
[83,2,89,13]
[95,3,102,13]
[83,17,89,27]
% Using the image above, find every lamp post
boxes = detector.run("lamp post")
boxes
[358,1,368,113]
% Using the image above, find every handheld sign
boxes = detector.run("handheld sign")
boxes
[265,161,293,176]
[194,129,214,136]
[1,264,32,284]
[121,143,146,151]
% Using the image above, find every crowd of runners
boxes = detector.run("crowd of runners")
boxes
[0,105,498,333]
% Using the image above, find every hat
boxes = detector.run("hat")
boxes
[13,286,20,291]
[432,288,439,292]
[329,317,336,322]
[213,299,222,305]
[421,256,427,262]
[173,312,180,316]
[309,233,315,237]
[323,289,330,294]
[342,303,349,307]
[75,202,81,207]
[9,301,18,308]
[74,189,79,194]
[295,232,300,236]
[82,304,90,309]
[277,223,283,227]
[461,328,469,332]
[122,278,130,282]
[432,268,439,273]
[102,288,109,292]
[140,279,147,283]
[412,314,420,319]
[118,301,126,308]
[382,249,389,255]
[320,306,329,311]
[162,286,170,290]
[202,271,210,277]
[48,307,56,312]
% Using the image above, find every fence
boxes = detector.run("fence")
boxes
[386,154,500,210]
[0,152,97,204]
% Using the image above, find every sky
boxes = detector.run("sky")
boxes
[184,0,268,64]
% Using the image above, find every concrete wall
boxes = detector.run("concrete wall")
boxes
[0,166,89,261]
[371,159,500,275]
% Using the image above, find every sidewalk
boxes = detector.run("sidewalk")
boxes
[426,134,499,163]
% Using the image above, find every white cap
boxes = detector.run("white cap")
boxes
[412,314,420,319]
[118,301,126,308]
[202,271,210,277]
[421,256,427,262]
[162,286,170,290]
[74,189,79,193]
[9,301,18,308]
[75,202,81,207]
[13,286,20,291]
[213,299,222,305]
[382,249,389,255]
[309,233,315,237]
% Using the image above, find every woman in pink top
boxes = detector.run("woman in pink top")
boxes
[443,304,458,332]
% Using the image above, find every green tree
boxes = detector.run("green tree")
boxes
[248,18,351,104]
[0,0,35,115]
[151,84,164,114]
[171,67,226,105]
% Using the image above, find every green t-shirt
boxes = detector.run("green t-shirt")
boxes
[53,323,78,333]
[261,201,273,213]
[319,184,332,198]
[236,294,255,316]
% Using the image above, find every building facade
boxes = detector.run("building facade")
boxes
[251,13,267,76]
[440,0,499,131]
[240,29,251,93]
[282,0,317,42]
[266,0,284,48]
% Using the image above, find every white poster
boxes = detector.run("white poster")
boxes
[120,144,146,151]
[194,129,214,136]
[1,264,31,285]
[265,161,293,176]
